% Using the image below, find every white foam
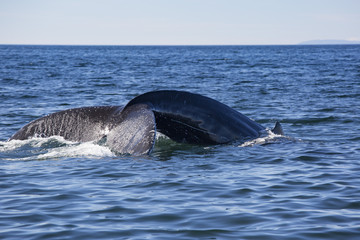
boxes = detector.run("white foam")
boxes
[34,142,115,160]
[239,129,283,147]
[155,132,169,140]
[0,139,26,152]
[0,136,115,160]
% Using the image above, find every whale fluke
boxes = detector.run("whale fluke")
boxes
[124,90,265,145]
[9,104,156,155]
[9,106,122,142]
[105,104,156,155]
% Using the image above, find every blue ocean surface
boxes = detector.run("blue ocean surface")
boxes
[0,45,359,239]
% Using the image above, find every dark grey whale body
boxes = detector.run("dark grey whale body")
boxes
[124,90,265,144]
[10,90,282,155]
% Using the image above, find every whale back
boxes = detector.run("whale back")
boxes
[124,90,265,144]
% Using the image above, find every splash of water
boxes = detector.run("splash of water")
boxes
[0,136,115,160]
[239,129,295,147]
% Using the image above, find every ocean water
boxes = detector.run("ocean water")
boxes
[0,45,360,239]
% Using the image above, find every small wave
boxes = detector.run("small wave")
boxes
[33,142,115,160]
[283,116,338,124]
[0,136,115,161]
[73,62,93,67]
[0,136,74,151]
[1,130,296,160]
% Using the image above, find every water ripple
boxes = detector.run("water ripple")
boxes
[1,45,360,239]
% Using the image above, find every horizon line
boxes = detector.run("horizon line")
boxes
[1,43,360,47]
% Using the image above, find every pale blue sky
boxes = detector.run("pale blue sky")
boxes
[1,0,359,45]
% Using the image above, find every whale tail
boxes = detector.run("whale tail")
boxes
[124,90,265,145]
[106,104,156,155]
[9,104,156,156]
[271,121,284,135]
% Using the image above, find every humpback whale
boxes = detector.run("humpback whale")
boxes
[9,90,283,155]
